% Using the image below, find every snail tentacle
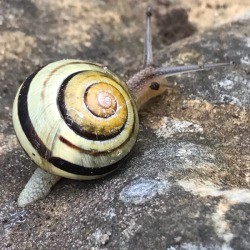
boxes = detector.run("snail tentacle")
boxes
[152,62,231,77]
[127,7,232,109]
[127,62,231,109]
[18,168,61,207]
[144,6,153,67]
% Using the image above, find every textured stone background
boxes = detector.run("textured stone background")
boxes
[0,0,250,249]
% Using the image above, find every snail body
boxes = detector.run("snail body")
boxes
[13,7,230,207]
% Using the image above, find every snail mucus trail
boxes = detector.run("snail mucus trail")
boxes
[13,7,231,207]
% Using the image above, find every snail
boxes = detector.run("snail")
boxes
[13,7,231,207]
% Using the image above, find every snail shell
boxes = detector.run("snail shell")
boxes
[13,59,139,180]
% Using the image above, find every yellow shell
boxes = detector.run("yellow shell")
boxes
[12,60,139,180]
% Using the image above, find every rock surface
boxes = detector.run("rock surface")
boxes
[0,0,250,249]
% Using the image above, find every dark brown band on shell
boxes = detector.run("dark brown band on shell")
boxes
[57,71,129,141]
[41,61,87,99]
[17,66,51,160]
[49,149,133,176]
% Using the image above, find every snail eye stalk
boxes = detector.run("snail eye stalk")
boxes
[144,6,153,67]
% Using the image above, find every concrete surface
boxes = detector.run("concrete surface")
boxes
[0,0,249,249]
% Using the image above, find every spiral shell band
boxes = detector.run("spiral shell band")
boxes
[58,71,128,140]
[13,60,139,180]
